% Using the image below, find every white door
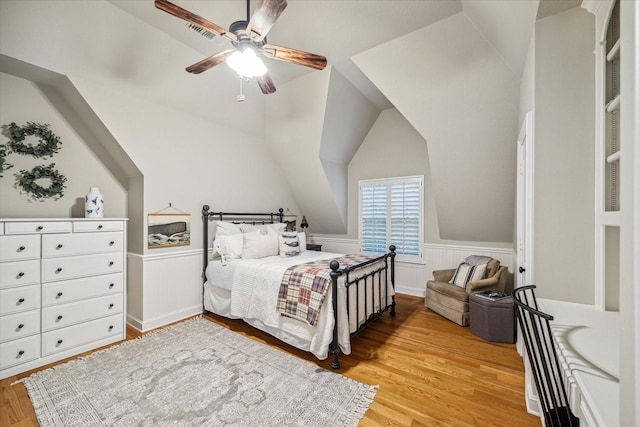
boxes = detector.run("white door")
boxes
[516,112,534,289]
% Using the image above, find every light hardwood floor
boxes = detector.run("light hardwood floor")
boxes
[1,294,539,426]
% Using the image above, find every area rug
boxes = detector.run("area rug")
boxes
[23,317,376,426]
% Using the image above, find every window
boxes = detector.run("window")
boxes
[359,175,423,263]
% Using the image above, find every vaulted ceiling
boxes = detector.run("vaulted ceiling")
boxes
[1,0,579,243]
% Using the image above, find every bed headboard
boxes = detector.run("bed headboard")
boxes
[201,205,284,279]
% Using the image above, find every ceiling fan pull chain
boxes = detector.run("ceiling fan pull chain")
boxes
[237,76,246,102]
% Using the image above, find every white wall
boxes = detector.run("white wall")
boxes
[353,11,520,244]
[0,72,127,218]
[533,8,595,304]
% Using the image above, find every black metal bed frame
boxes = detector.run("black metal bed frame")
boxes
[202,204,396,369]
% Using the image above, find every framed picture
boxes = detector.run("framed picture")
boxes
[148,213,191,249]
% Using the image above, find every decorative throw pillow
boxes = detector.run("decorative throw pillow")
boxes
[213,234,243,264]
[242,232,279,259]
[297,232,307,252]
[279,232,300,257]
[450,261,487,288]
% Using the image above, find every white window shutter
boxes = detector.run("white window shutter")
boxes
[359,176,423,263]
[361,183,387,254]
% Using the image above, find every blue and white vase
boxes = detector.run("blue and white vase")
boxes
[85,187,104,218]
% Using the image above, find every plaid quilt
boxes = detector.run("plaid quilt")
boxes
[277,254,376,326]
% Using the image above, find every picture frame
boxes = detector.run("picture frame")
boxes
[147,213,191,249]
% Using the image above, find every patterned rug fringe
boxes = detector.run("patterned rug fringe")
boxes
[344,384,379,427]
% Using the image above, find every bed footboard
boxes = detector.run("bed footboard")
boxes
[329,245,396,369]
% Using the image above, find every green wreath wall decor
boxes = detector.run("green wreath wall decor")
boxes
[7,122,62,158]
[0,143,12,178]
[15,163,67,201]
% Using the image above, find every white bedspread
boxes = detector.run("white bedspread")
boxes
[204,251,394,360]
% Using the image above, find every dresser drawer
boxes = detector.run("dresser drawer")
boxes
[42,314,123,356]
[5,221,72,235]
[0,310,40,343]
[42,232,124,258]
[43,294,123,331]
[0,260,40,289]
[73,221,124,233]
[42,273,124,306]
[0,235,40,262]
[0,285,40,315]
[42,253,123,283]
[0,335,40,369]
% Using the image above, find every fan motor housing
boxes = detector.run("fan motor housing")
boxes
[229,20,267,48]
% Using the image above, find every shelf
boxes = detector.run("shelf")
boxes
[606,39,620,62]
[606,151,621,164]
[606,94,621,113]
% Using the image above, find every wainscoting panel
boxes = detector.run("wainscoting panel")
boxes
[312,237,515,297]
[424,244,514,278]
[126,241,514,332]
[127,250,204,332]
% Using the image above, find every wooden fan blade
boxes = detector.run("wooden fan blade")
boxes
[246,0,287,42]
[154,0,237,42]
[186,50,235,74]
[256,73,276,94]
[263,44,327,70]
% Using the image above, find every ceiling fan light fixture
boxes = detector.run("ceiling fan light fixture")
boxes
[226,47,267,78]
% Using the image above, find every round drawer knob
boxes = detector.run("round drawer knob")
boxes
[57,339,63,345]
[57,292,63,298]
[108,325,114,331]
[18,246,26,251]
[18,350,25,356]
[57,315,63,320]
[18,324,24,329]
[109,261,114,266]
[36,226,43,231]
[109,241,115,246]
[98,224,103,230]
[56,244,63,249]
[56,267,63,273]
[17,272,25,277]
[109,283,115,289]
[109,303,114,309]
[18,298,25,303]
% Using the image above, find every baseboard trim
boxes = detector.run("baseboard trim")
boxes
[127,305,203,333]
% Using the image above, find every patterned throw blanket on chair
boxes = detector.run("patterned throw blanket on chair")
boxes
[277,254,376,326]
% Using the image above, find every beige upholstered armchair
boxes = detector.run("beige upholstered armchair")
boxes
[425,258,508,326]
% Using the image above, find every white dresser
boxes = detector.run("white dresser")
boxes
[0,218,127,380]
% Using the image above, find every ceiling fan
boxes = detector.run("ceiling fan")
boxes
[154,0,327,96]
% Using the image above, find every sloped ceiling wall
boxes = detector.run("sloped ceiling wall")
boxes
[353,11,520,242]
[265,66,379,234]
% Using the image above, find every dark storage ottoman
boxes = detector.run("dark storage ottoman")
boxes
[469,293,515,343]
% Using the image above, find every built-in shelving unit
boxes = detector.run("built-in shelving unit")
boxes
[604,0,620,214]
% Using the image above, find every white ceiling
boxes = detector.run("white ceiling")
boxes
[109,0,465,109]
[109,0,550,111]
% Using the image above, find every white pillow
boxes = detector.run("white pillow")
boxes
[279,232,300,257]
[215,221,242,236]
[242,232,278,259]
[266,222,286,233]
[238,223,286,234]
[213,234,243,262]
[297,232,307,252]
[450,261,487,288]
